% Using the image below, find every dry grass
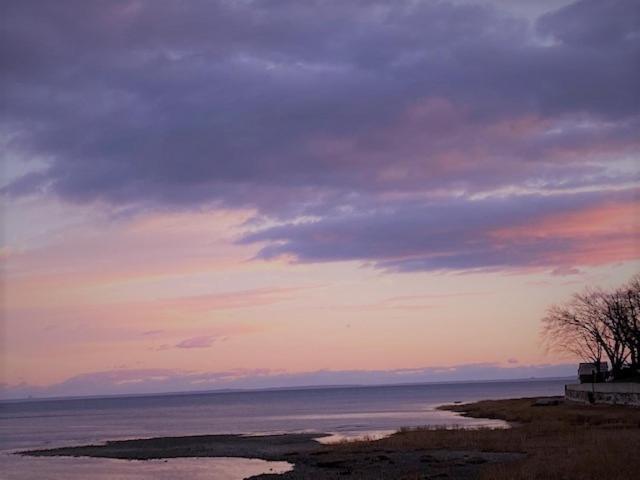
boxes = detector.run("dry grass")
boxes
[335,398,640,480]
[479,428,640,480]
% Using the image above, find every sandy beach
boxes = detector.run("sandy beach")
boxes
[20,396,640,479]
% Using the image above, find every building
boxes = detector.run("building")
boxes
[578,362,609,383]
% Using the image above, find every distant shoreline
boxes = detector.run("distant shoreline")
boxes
[0,376,574,404]
[19,395,639,479]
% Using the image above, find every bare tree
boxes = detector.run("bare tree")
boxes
[579,289,630,378]
[542,297,605,374]
[542,275,640,380]
[614,275,640,370]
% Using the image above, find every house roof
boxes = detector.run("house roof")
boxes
[578,362,609,374]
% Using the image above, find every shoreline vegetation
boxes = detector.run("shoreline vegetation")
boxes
[21,397,640,479]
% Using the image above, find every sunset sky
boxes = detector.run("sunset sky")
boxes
[1,0,639,399]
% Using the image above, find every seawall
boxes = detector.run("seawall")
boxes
[565,382,640,407]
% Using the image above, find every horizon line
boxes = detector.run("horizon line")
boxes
[0,375,575,404]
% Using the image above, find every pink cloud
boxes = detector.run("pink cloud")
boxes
[156,287,304,313]
[2,208,256,294]
[491,200,640,269]
[175,335,218,349]
[141,329,164,336]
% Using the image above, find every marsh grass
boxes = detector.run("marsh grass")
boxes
[333,397,640,480]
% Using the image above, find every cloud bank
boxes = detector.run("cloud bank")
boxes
[0,363,576,400]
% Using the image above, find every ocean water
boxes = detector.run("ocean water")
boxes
[0,378,567,479]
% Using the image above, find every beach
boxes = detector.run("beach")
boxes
[1,380,561,479]
[18,396,640,479]
[20,430,519,479]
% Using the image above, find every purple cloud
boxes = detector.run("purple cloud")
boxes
[1,0,637,209]
[0,363,577,399]
[1,0,638,272]
[175,335,218,349]
[241,189,639,272]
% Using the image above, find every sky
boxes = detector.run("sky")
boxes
[1,0,639,399]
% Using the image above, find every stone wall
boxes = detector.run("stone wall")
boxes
[565,383,640,407]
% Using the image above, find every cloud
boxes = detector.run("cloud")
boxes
[174,335,218,349]
[537,0,639,48]
[155,287,306,312]
[1,0,637,211]
[0,363,577,399]
[141,330,164,336]
[241,189,639,272]
[1,0,637,274]
[551,267,581,276]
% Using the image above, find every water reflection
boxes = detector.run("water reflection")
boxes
[0,453,293,480]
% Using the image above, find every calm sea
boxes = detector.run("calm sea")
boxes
[0,378,567,479]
